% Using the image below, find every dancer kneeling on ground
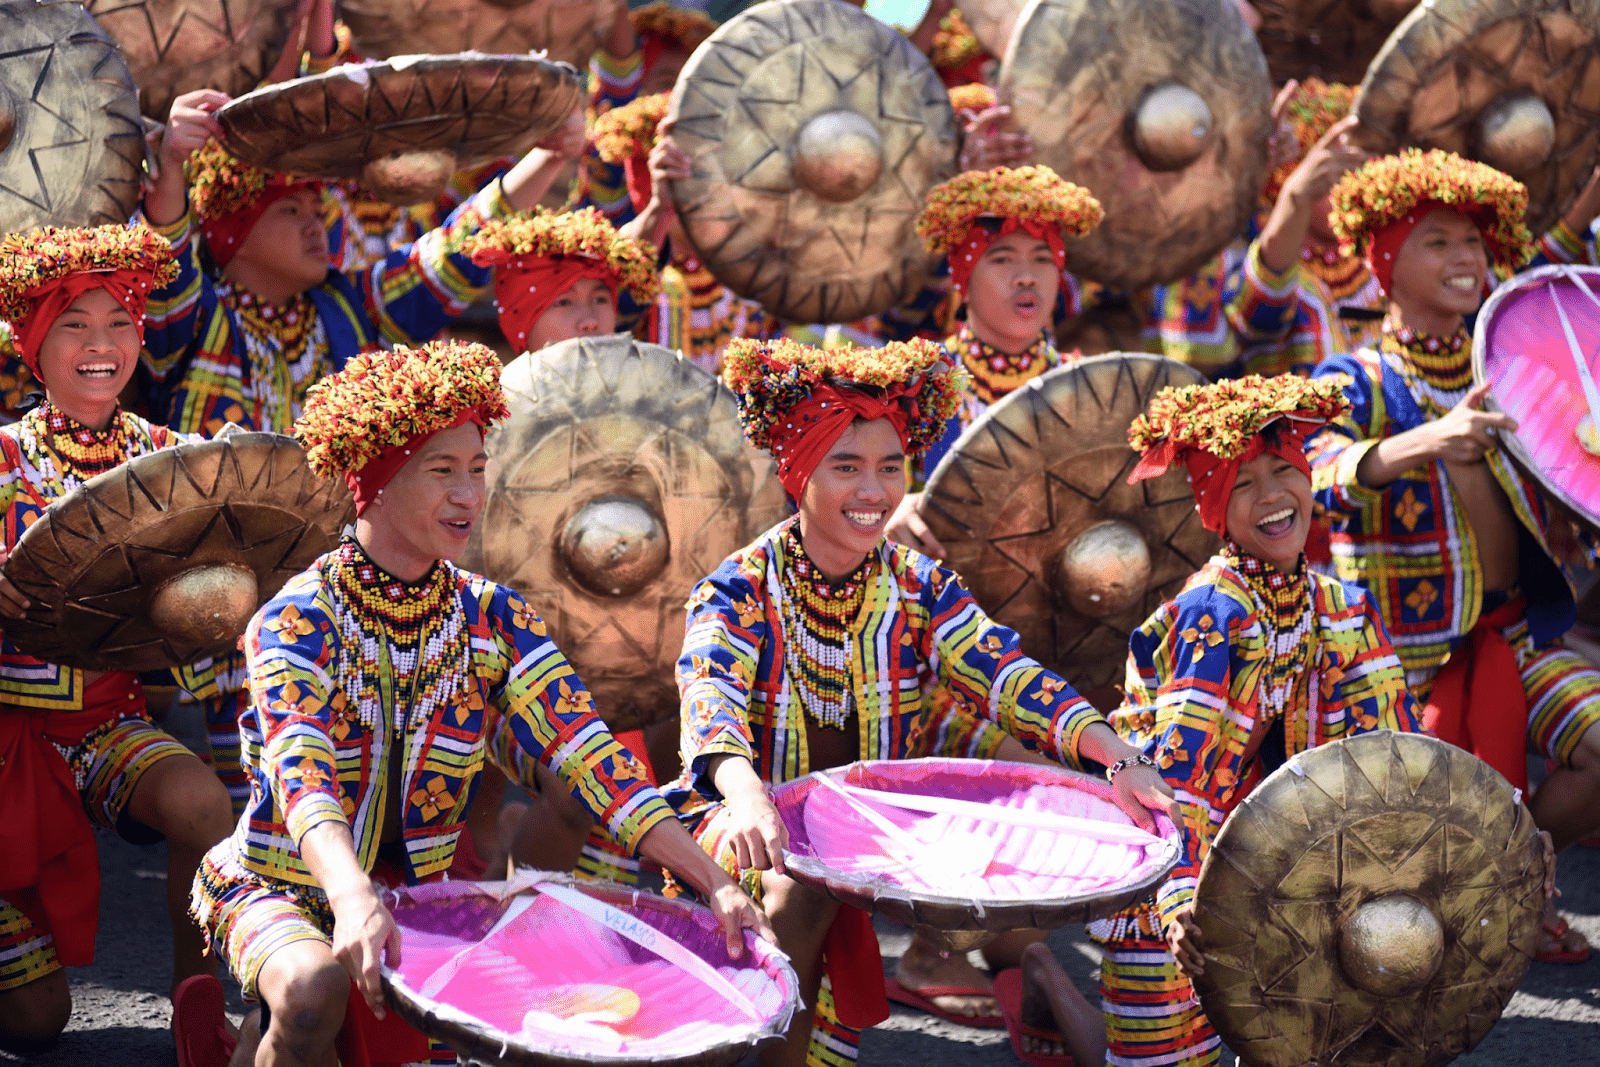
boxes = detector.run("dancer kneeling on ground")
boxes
[662,336,1181,1067]
[0,224,235,1055]
[1008,375,1424,1067]
[184,340,772,1067]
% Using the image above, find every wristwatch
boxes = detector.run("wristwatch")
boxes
[1105,753,1156,782]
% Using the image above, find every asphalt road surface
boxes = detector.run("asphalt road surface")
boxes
[6,825,1597,1067]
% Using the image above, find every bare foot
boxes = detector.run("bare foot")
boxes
[896,932,997,1019]
[1538,899,1591,962]
[1018,943,1105,1066]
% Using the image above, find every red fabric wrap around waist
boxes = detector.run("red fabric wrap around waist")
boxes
[0,673,145,965]
[1422,596,1529,790]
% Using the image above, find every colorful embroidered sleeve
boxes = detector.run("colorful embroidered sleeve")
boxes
[1530,218,1599,267]
[139,210,212,386]
[1122,582,1259,927]
[474,580,674,852]
[912,690,1010,762]
[1324,577,1420,735]
[919,565,1099,768]
[676,564,767,802]
[1227,241,1301,347]
[361,179,511,347]
[1307,352,1388,517]
[246,584,349,850]
[575,48,646,226]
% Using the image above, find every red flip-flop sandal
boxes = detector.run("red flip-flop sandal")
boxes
[1536,916,1592,964]
[885,976,1003,1028]
[994,968,1075,1067]
[173,975,237,1067]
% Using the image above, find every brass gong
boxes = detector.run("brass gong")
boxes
[2,433,355,672]
[215,55,584,206]
[1253,0,1417,87]
[461,336,787,732]
[919,354,1218,694]
[1352,0,1600,236]
[340,0,624,71]
[998,0,1273,291]
[1194,732,1545,1067]
[0,0,144,233]
[81,0,301,120]
[668,0,961,324]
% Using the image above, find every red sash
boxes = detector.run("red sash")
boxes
[0,673,145,965]
[1422,597,1529,790]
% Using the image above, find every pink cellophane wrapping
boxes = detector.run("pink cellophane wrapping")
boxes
[1478,265,1600,524]
[383,876,798,1065]
[769,758,1181,928]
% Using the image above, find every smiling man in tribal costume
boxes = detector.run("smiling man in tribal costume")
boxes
[182,340,770,1067]
[662,335,1179,1067]
[1006,374,1422,1067]
[1308,148,1600,963]
[0,225,234,1054]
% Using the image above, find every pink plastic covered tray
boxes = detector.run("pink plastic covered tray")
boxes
[1476,264,1600,542]
[770,758,1182,935]
[380,873,799,1067]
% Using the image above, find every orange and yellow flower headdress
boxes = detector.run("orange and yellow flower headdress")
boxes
[929,9,986,83]
[1128,375,1349,534]
[915,165,1103,297]
[187,139,320,268]
[0,223,179,376]
[1329,148,1534,295]
[948,82,997,116]
[1262,78,1356,204]
[592,91,671,213]
[631,2,717,73]
[465,207,661,353]
[295,339,509,514]
[722,336,965,499]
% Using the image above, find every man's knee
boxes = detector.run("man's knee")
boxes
[0,971,72,1055]
[141,756,236,846]
[268,957,349,1049]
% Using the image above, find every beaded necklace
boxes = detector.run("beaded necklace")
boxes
[1380,322,1472,417]
[1223,542,1314,725]
[218,282,333,432]
[950,324,1059,406]
[1299,243,1371,302]
[324,535,469,734]
[776,525,873,731]
[35,401,130,480]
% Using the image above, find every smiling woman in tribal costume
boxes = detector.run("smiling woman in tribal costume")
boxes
[1308,148,1600,964]
[0,224,233,1055]
[660,335,1179,1067]
[182,340,770,1067]
[1003,375,1423,1067]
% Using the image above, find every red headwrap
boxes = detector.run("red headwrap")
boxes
[12,271,153,378]
[200,179,320,268]
[767,381,918,500]
[491,257,620,353]
[947,218,1067,299]
[346,412,485,516]
[1130,420,1316,534]
[1365,200,1447,296]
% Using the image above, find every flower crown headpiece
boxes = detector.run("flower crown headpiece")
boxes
[916,165,1103,257]
[1128,374,1350,467]
[949,82,997,115]
[295,339,509,479]
[464,207,662,304]
[721,336,966,456]
[930,9,983,71]
[1262,78,1356,204]
[187,139,304,221]
[1329,148,1534,275]
[0,224,179,324]
[593,92,671,164]
[630,2,718,53]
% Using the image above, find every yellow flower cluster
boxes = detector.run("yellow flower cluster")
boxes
[0,223,179,323]
[1128,375,1349,461]
[295,340,510,479]
[948,82,996,115]
[187,139,285,221]
[722,337,967,456]
[1261,78,1355,203]
[630,2,718,53]
[1329,148,1534,275]
[593,92,671,164]
[464,207,662,304]
[916,165,1103,256]
[930,9,982,70]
